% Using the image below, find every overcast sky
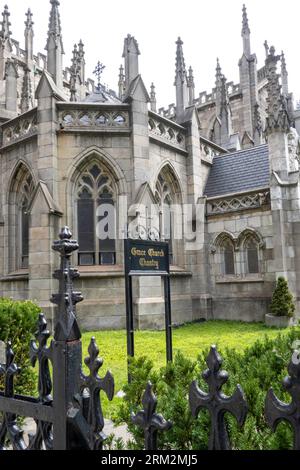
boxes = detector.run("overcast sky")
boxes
[5,0,300,108]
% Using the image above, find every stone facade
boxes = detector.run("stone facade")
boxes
[0,2,300,330]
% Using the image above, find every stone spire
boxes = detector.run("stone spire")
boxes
[187,66,195,105]
[118,64,125,100]
[0,5,12,42]
[265,46,291,136]
[123,34,140,91]
[174,37,188,121]
[45,0,64,89]
[281,51,289,97]
[241,4,251,57]
[150,82,157,112]
[21,67,33,113]
[25,9,34,64]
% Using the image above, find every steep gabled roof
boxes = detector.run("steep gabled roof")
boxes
[204,144,269,198]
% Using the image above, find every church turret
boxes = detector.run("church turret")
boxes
[25,9,34,64]
[45,0,64,90]
[174,37,188,122]
[123,34,140,92]
[242,4,251,57]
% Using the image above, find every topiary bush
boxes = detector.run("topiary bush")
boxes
[0,298,41,396]
[270,277,295,318]
[114,327,300,450]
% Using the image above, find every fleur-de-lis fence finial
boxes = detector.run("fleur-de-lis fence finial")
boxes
[189,346,248,450]
[265,350,300,450]
[28,313,53,450]
[51,227,83,342]
[0,342,26,450]
[80,337,114,450]
[131,382,172,450]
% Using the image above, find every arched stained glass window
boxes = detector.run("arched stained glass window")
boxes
[76,162,116,266]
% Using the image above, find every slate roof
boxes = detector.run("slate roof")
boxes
[85,84,121,104]
[204,144,270,198]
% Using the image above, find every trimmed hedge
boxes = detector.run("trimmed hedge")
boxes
[114,327,300,450]
[0,298,40,396]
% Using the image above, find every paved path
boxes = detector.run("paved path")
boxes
[21,418,130,447]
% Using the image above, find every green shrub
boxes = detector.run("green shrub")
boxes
[0,298,41,396]
[270,277,295,318]
[115,327,300,450]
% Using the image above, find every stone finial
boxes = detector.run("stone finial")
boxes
[25,8,34,30]
[242,4,250,35]
[71,44,79,72]
[281,51,287,74]
[1,5,12,41]
[241,4,251,56]
[118,64,125,100]
[174,37,189,121]
[150,82,157,112]
[174,37,187,85]
[78,39,85,62]
[215,58,222,86]
[188,66,195,105]
[264,40,269,58]
[188,66,194,87]
[265,46,291,135]
[21,67,33,113]
[281,51,289,97]
[69,44,79,102]
[123,34,140,57]
[122,34,140,90]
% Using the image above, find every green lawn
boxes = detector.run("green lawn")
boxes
[81,320,290,416]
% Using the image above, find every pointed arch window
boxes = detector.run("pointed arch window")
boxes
[221,238,235,275]
[155,172,177,264]
[19,174,34,269]
[244,236,260,274]
[76,162,116,266]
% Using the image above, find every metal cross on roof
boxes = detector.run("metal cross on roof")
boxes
[93,61,105,89]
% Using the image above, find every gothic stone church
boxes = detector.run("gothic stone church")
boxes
[0,1,300,330]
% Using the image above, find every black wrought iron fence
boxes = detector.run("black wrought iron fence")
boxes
[0,227,299,450]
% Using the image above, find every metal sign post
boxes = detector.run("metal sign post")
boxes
[124,239,173,381]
